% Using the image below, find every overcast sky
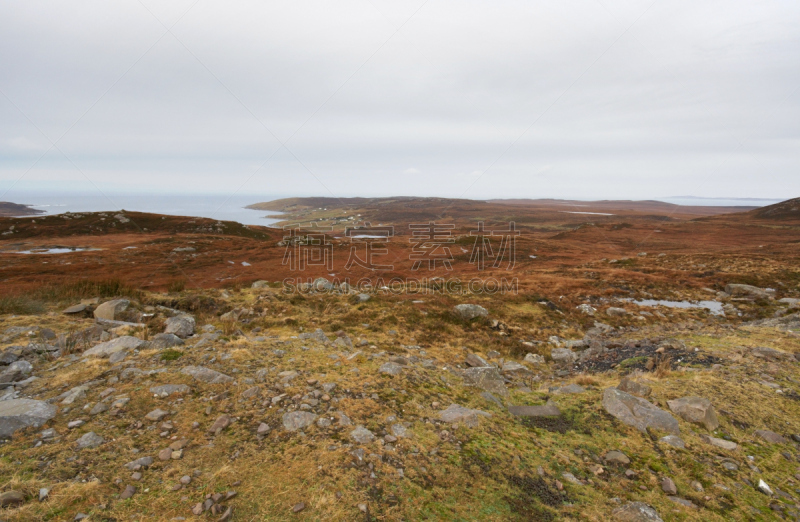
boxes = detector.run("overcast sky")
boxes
[1,0,798,201]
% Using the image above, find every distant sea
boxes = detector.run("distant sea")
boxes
[2,192,284,227]
[2,192,784,226]
[656,196,783,207]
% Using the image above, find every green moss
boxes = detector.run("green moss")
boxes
[160,349,184,361]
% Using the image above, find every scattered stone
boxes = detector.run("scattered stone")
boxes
[145,409,169,422]
[60,386,88,405]
[758,479,773,495]
[604,450,630,466]
[282,411,317,432]
[150,384,190,397]
[90,402,109,415]
[667,396,719,431]
[524,353,545,365]
[465,353,488,367]
[602,388,680,435]
[576,304,596,315]
[553,383,585,394]
[659,435,686,449]
[755,429,787,444]
[120,485,136,500]
[350,426,376,444]
[181,366,234,384]
[661,477,677,495]
[39,488,49,502]
[158,448,173,461]
[76,431,104,449]
[699,434,737,450]
[150,333,184,349]
[379,362,403,376]
[606,307,628,317]
[667,496,696,509]
[125,456,154,470]
[292,502,306,512]
[208,415,231,435]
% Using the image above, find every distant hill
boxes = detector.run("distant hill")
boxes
[246,196,482,212]
[750,197,800,220]
[0,202,44,217]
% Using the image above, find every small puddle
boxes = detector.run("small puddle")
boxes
[8,247,100,255]
[626,299,724,316]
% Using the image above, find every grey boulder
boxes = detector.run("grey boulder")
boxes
[0,360,33,384]
[453,304,488,321]
[438,404,491,427]
[379,362,403,376]
[82,336,144,358]
[725,283,770,299]
[93,299,130,321]
[603,388,680,435]
[462,366,508,397]
[0,399,57,438]
[350,426,376,444]
[550,348,577,367]
[150,333,184,349]
[282,411,317,432]
[667,396,719,431]
[76,431,104,449]
[164,315,195,339]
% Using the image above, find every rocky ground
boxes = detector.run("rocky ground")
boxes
[0,280,798,521]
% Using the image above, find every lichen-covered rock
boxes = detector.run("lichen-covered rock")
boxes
[612,501,663,521]
[462,366,508,396]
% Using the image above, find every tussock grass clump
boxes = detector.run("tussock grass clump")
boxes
[33,278,142,303]
[0,296,45,315]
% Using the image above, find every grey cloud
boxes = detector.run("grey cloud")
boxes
[1,0,798,200]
